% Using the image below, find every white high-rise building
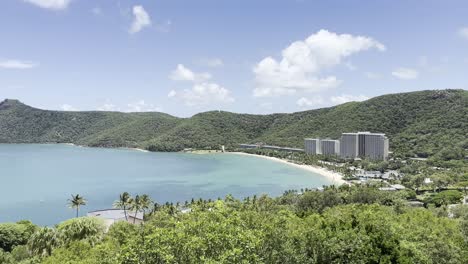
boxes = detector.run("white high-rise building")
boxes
[340,133,358,159]
[304,138,321,155]
[362,133,389,160]
[340,132,389,160]
[320,139,340,156]
[306,132,389,160]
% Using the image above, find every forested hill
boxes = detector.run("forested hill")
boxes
[0,89,467,159]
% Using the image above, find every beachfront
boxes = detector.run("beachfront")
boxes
[230,152,346,185]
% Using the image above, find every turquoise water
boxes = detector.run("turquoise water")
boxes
[0,144,332,225]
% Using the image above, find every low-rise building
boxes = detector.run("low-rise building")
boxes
[87,209,144,230]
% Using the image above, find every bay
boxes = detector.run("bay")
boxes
[0,144,332,225]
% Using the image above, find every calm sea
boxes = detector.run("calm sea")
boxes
[0,144,332,225]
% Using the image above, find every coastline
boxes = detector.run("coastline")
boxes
[230,152,347,185]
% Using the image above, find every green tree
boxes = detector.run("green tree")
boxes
[67,194,87,218]
[113,192,131,221]
[428,190,463,207]
[139,194,153,217]
[0,221,37,252]
[57,217,105,246]
[27,227,61,257]
[129,195,143,224]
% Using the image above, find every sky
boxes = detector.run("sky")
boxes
[1,0,468,117]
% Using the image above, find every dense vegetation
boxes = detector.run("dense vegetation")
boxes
[1,186,468,263]
[1,89,467,159]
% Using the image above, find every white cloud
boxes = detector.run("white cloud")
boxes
[330,94,369,105]
[129,5,151,34]
[167,90,177,98]
[391,67,419,80]
[458,27,468,40]
[296,96,324,108]
[0,60,38,69]
[127,100,161,112]
[170,82,234,107]
[253,29,385,97]
[23,0,72,10]
[344,61,356,71]
[170,64,211,82]
[61,104,78,111]
[197,58,224,68]
[169,64,234,107]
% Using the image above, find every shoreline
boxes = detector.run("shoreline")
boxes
[229,152,347,185]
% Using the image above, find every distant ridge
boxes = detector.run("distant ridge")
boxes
[0,89,467,159]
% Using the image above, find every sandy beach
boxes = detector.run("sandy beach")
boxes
[125,147,150,153]
[230,152,346,185]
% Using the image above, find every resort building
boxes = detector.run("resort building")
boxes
[340,133,358,159]
[262,145,304,153]
[87,209,144,230]
[340,132,389,160]
[304,138,321,155]
[320,139,340,156]
[239,143,304,153]
[306,131,389,161]
[360,132,389,160]
[239,144,260,149]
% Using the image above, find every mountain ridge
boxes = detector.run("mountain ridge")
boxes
[1,89,467,159]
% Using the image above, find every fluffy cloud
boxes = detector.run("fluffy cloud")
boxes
[127,100,161,112]
[391,67,419,80]
[170,64,211,82]
[0,60,38,69]
[330,94,369,105]
[60,104,78,111]
[458,27,468,40]
[296,96,324,108]
[129,5,151,34]
[253,29,385,97]
[169,64,234,107]
[23,0,72,10]
[168,83,234,107]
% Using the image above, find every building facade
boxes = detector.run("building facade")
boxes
[306,132,389,160]
[320,139,340,156]
[304,138,321,155]
[362,133,389,160]
[340,133,358,159]
[339,132,388,160]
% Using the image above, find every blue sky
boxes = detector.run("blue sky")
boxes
[1,0,467,116]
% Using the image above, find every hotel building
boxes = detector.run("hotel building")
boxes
[340,133,358,159]
[320,139,340,156]
[304,138,321,155]
[340,132,389,160]
[306,131,389,161]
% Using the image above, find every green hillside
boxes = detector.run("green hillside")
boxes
[1,89,467,159]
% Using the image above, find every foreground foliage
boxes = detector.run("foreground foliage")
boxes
[1,186,468,263]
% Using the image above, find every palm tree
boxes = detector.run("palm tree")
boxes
[113,192,131,221]
[68,194,86,218]
[27,227,61,257]
[140,194,153,216]
[129,195,142,224]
